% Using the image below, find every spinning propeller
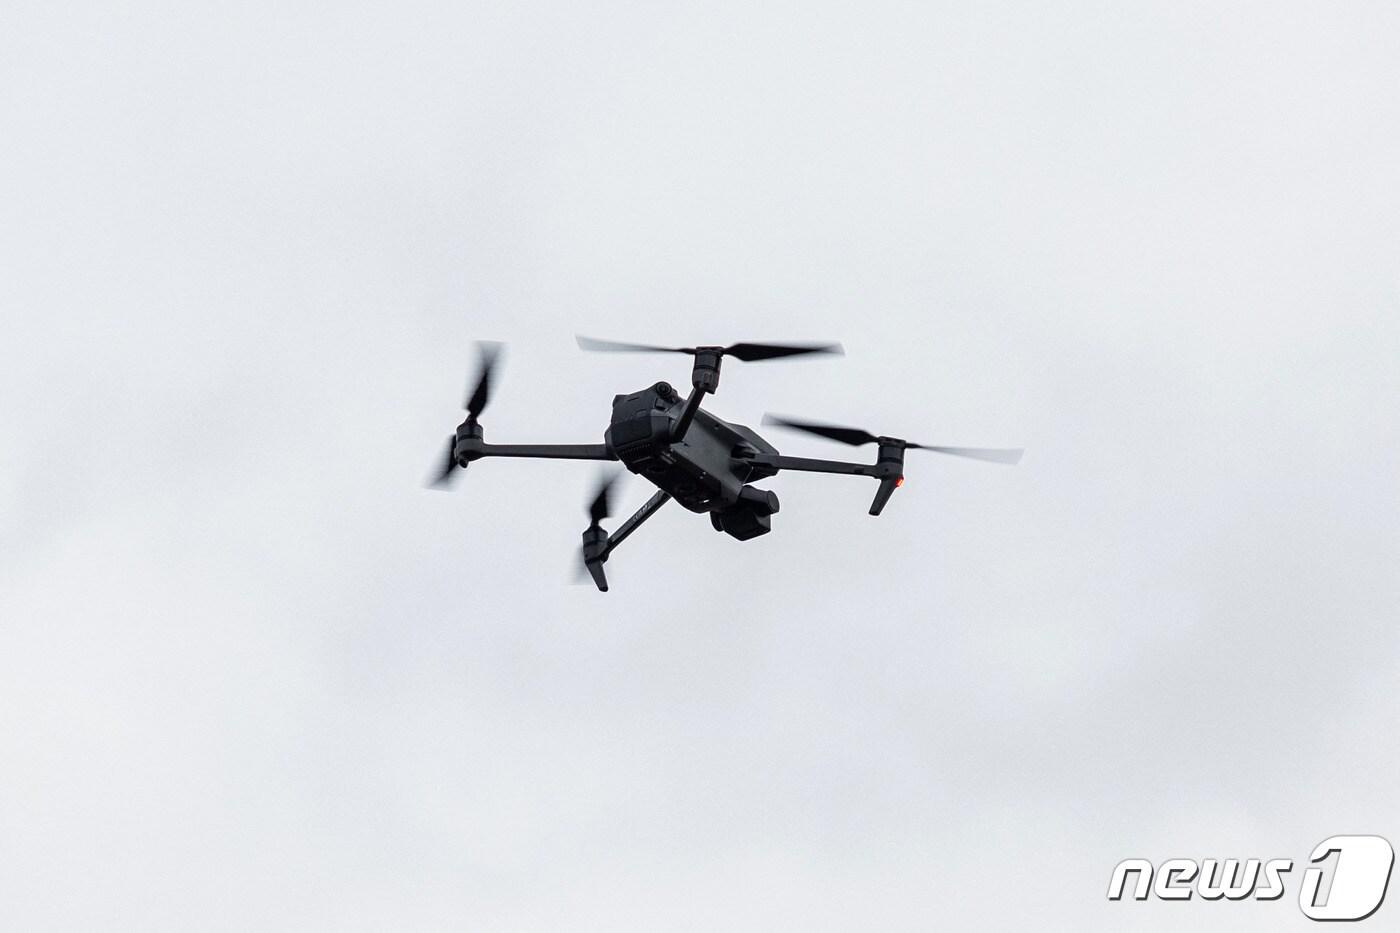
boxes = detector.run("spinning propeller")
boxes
[586,471,616,529]
[576,471,620,590]
[762,414,1024,464]
[427,341,502,489]
[577,335,843,362]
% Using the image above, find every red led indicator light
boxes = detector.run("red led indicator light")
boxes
[895,476,904,487]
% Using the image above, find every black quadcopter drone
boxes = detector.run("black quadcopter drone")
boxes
[428,337,1022,591]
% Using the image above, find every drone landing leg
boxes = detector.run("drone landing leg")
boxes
[582,491,672,592]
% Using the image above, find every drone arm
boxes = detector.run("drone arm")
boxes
[744,451,904,515]
[602,490,671,559]
[672,349,724,441]
[671,387,706,440]
[583,491,672,592]
[467,442,616,461]
[745,453,880,477]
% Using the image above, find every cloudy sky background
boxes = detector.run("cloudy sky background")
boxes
[3,1,1398,929]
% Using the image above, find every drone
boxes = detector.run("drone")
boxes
[428,337,1023,591]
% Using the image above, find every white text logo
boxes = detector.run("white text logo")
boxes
[1108,835,1394,922]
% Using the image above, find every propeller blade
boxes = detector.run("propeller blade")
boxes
[723,341,843,361]
[465,341,503,418]
[576,335,692,355]
[426,436,458,489]
[765,413,1023,464]
[569,550,609,589]
[908,444,1024,465]
[577,336,843,362]
[587,472,618,527]
[571,558,589,583]
[762,414,877,447]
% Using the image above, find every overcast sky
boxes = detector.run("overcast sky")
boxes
[3,1,1399,929]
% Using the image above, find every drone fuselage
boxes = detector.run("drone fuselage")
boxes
[606,381,782,539]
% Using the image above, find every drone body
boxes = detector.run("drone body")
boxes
[606,380,781,539]
[429,337,1021,591]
